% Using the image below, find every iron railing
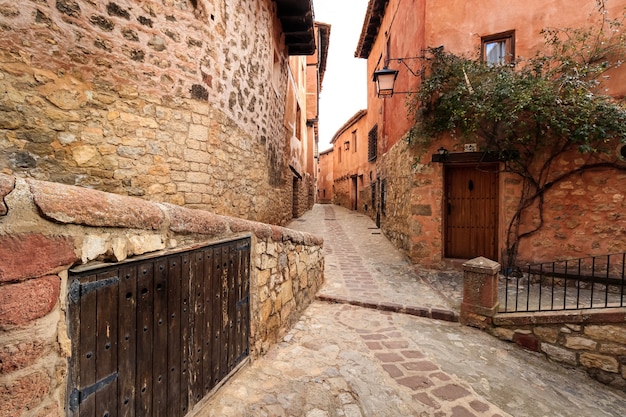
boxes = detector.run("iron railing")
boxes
[501,253,626,313]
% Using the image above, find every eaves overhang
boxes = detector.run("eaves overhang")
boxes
[275,0,316,55]
[354,0,389,59]
[330,110,367,144]
[316,22,331,86]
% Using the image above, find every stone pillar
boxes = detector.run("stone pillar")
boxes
[460,257,501,329]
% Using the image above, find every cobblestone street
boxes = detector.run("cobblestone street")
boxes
[193,205,626,417]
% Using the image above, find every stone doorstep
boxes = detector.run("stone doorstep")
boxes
[316,294,459,323]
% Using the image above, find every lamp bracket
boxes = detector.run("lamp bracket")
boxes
[384,56,422,77]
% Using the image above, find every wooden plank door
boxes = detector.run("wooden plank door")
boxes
[445,165,498,260]
[68,238,250,417]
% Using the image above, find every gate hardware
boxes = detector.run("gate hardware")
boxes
[236,241,250,251]
[69,276,119,304]
[69,372,118,411]
[236,295,249,307]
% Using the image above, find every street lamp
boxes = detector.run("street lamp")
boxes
[372,67,399,98]
[372,51,442,98]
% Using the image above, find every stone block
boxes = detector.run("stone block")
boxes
[280,281,294,304]
[513,332,540,352]
[541,343,577,365]
[585,325,626,344]
[0,341,46,374]
[0,234,77,282]
[0,173,15,216]
[491,327,515,341]
[600,343,626,356]
[580,352,619,373]
[0,275,61,327]
[534,326,559,343]
[564,336,597,350]
[257,269,271,287]
[431,384,471,401]
[411,204,432,216]
[0,371,51,416]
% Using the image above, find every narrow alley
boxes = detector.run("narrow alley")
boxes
[192,204,626,417]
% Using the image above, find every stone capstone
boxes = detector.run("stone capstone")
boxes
[165,203,228,236]
[29,179,165,229]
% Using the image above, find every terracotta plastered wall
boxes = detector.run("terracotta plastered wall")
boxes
[0,174,324,416]
[316,150,333,203]
[0,0,296,226]
[330,111,371,212]
[356,0,626,267]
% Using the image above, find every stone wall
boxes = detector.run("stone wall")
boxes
[374,138,443,266]
[0,0,297,226]
[369,128,626,268]
[492,312,626,390]
[292,173,315,219]
[331,176,350,209]
[0,173,324,417]
[460,257,626,390]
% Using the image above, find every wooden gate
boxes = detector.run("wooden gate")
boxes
[444,165,498,260]
[67,238,251,417]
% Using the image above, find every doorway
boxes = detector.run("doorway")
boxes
[444,164,498,260]
[351,176,358,211]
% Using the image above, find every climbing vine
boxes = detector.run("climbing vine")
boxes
[407,1,626,266]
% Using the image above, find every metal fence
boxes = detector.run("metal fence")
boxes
[501,253,626,313]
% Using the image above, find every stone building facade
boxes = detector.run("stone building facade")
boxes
[0,0,326,226]
[0,173,324,416]
[345,0,626,268]
[0,1,330,415]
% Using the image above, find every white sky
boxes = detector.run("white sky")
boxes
[313,0,369,152]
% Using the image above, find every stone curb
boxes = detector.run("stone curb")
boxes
[316,294,459,323]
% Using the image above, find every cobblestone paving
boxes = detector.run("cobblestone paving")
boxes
[310,205,460,319]
[192,204,626,417]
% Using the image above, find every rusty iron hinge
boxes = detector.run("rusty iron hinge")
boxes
[69,276,119,304]
[69,372,118,411]
[236,241,250,251]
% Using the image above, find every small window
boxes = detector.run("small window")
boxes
[368,125,378,162]
[481,31,514,65]
[296,104,302,140]
[352,130,357,153]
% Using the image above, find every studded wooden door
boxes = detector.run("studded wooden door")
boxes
[444,165,498,260]
[67,238,250,417]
